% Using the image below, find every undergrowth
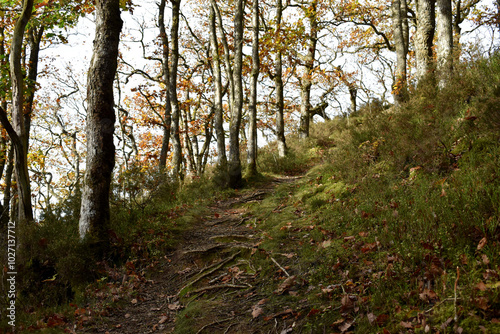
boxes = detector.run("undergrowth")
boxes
[248,53,500,333]
[0,173,232,333]
[2,51,499,334]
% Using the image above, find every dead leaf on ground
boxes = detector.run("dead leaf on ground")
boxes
[168,301,182,311]
[257,298,268,305]
[341,294,356,312]
[252,306,264,318]
[274,275,296,295]
[419,289,438,303]
[321,239,332,248]
[400,321,412,329]
[475,296,489,310]
[339,321,353,332]
[475,281,487,291]
[158,315,168,324]
[367,312,376,324]
[477,237,487,250]
[131,298,138,305]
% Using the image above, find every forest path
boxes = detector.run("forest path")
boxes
[87,175,301,334]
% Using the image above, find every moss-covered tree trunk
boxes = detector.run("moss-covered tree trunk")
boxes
[79,0,122,247]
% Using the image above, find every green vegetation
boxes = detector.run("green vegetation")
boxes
[3,52,500,333]
[247,52,500,332]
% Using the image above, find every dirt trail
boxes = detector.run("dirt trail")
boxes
[86,176,300,334]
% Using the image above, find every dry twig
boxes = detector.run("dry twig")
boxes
[271,256,290,277]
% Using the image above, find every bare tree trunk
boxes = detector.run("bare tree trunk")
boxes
[228,0,244,188]
[209,6,227,165]
[9,0,34,223]
[246,0,259,177]
[209,5,229,187]
[298,1,318,139]
[79,0,122,247]
[437,0,453,87]
[392,0,408,104]
[24,25,44,149]
[275,0,287,158]
[169,0,182,179]
[415,0,435,83]
[158,0,171,172]
[211,0,234,114]
[0,145,13,227]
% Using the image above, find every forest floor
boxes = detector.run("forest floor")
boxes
[84,175,303,334]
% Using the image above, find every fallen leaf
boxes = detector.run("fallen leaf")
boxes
[115,324,122,328]
[258,298,268,305]
[339,321,353,332]
[477,237,487,250]
[167,302,182,310]
[419,289,438,303]
[131,298,138,305]
[158,315,168,324]
[124,313,131,319]
[475,281,487,291]
[400,321,412,329]
[341,294,356,312]
[482,254,490,265]
[274,275,296,295]
[359,231,369,237]
[252,306,263,318]
[321,239,332,248]
[367,313,376,324]
[475,296,489,310]
[376,314,389,326]
[307,308,321,317]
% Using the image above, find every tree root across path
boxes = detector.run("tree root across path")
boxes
[83,176,301,334]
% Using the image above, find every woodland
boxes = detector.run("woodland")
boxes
[0,0,500,333]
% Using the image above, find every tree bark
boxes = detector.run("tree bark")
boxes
[437,0,453,87]
[9,0,34,223]
[298,1,318,139]
[392,0,408,104]
[158,0,172,172]
[79,0,122,245]
[228,0,244,188]
[415,0,435,83]
[169,0,182,179]
[246,0,259,177]
[209,5,229,187]
[24,25,44,149]
[275,0,287,158]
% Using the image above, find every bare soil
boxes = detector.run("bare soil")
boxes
[84,176,302,334]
